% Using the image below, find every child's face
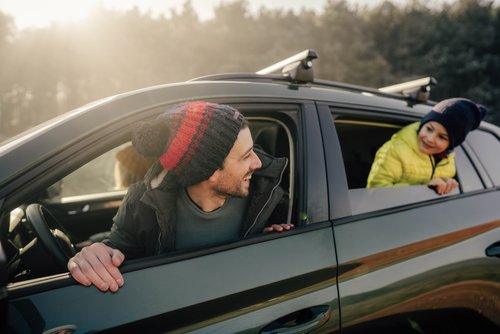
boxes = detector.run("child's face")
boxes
[417,121,450,155]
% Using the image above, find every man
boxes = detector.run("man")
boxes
[68,101,292,292]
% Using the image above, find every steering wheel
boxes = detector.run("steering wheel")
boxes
[25,204,76,270]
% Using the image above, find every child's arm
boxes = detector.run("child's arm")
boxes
[367,144,403,187]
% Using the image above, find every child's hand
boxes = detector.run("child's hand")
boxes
[428,178,458,195]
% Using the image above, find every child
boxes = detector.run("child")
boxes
[367,98,487,194]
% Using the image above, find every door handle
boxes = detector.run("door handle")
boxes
[260,305,331,334]
[485,241,500,257]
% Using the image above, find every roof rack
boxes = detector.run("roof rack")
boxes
[190,50,437,104]
[189,49,318,84]
[256,49,318,83]
[378,77,437,103]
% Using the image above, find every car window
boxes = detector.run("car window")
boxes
[333,115,485,215]
[4,110,297,285]
[46,142,155,202]
[249,117,295,224]
[466,130,500,187]
[454,146,484,192]
[334,119,401,189]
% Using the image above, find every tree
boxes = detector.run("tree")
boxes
[1,0,499,140]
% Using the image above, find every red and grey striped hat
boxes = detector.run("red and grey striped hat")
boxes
[132,101,245,186]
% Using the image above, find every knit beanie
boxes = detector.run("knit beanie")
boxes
[420,98,487,149]
[132,101,245,186]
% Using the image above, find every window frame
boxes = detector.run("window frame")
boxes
[6,100,314,283]
[464,129,500,187]
[321,104,490,218]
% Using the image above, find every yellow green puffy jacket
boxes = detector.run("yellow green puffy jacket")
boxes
[367,122,456,188]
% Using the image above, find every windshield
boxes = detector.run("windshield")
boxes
[0,96,114,148]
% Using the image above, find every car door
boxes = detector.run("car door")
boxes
[5,101,341,333]
[318,103,500,333]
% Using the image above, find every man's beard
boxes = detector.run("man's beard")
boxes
[214,178,249,198]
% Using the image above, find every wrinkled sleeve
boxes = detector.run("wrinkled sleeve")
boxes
[434,153,457,179]
[104,185,145,259]
[366,142,405,188]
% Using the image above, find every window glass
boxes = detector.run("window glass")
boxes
[249,118,294,224]
[454,146,483,192]
[58,142,155,198]
[466,131,500,187]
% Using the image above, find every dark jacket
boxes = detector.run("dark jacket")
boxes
[106,149,288,259]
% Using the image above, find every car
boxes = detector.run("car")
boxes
[1,49,500,334]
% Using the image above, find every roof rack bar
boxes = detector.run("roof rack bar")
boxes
[378,77,437,94]
[189,73,424,103]
[378,76,437,102]
[256,49,318,75]
[189,73,278,82]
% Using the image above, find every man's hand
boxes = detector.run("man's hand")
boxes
[263,223,294,233]
[428,178,458,195]
[67,242,125,292]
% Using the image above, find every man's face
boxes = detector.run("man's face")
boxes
[211,127,262,198]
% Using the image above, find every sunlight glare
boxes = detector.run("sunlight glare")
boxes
[11,0,100,29]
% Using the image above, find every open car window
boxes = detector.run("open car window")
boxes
[334,118,401,190]
[4,113,296,284]
[333,114,484,215]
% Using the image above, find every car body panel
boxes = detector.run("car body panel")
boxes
[334,190,500,332]
[8,227,339,333]
[315,97,500,331]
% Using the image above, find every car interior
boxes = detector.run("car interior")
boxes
[334,117,403,189]
[1,117,296,284]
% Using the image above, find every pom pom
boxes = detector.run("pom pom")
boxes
[132,121,171,157]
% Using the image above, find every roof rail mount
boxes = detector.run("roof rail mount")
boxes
[256,49,318,83]
[378,76,437,103]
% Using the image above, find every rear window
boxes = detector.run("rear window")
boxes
[466,130,500,187]
[333,114,489,215]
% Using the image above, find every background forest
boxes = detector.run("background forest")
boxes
[1,0,500,141]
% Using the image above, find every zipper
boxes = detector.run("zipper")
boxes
[429,154,450,179]
[244,158,288,237]
[429,155,436,179]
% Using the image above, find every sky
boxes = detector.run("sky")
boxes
[0,0,466,30]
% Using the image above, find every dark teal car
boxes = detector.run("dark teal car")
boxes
[2,50,500,333]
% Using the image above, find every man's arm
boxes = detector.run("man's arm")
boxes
[67,242,125,292]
